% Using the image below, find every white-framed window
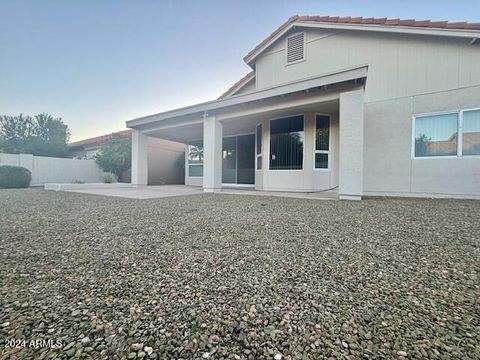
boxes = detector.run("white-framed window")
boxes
[269,115,304,170]
[256,124,262,170]
[314,114,331,169]
[463,109,480,156]
[413,108,480,158]
[187,140,203,176]
[285,32,306,65]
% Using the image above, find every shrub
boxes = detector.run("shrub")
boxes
[95,135,131,181]
[103,172,117,183]
[0,166,31,188]
[71,179,85,184]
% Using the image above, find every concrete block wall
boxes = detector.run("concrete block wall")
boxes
[0,153,103,186]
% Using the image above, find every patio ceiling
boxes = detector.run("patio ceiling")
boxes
[144,98,339,143]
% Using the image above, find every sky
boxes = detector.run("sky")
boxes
[1,0,479,141]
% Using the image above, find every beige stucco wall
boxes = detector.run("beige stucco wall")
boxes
[364,85,480,197]
[147,137,185,185]
[255,28,480,103]
[127,136,185,185]
[253,27,480,197]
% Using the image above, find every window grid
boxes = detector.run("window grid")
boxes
[256,124,262,170]
[314,114,331,170]
[187,140,204,177]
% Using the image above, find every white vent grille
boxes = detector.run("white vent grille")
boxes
[286,32,305,64]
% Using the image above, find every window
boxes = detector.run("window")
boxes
[270,115,304,170]
[188,140,203,176]
[414,113,458,157]
[413,109,480,158]
[463,110,480,156]
[286,32,305,65]
[256,124,262,170]
[315,115,330,169]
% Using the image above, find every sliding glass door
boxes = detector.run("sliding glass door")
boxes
[222,134,255,185]
[222,137,236,184]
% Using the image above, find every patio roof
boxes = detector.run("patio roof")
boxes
[126,65,368,129]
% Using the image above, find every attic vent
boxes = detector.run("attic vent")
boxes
[286,32,305,64]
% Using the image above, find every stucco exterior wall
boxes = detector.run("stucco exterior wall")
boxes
[147,137,185,185]
[252,27,480,197]
[363,85,480,197]
[127,136,185,185]
[255,29,480,102]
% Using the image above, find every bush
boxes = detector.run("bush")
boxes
[102,172,117,183]
[0,166,31,188]
[94,135,131,181]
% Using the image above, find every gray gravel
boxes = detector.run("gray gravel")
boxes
[0,189,479,359]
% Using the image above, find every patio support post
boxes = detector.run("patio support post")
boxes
[203,115,222,192]
[339,89,364,200]
[131,130,148,186]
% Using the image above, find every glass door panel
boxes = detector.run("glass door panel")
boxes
[237,135,255,184]
[222,136,236,183]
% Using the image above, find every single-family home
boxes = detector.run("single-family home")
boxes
[126,15,480,199]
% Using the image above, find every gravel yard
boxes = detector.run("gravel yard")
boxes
[0,189,479,360]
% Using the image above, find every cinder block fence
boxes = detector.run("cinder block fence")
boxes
[0,153,103,186]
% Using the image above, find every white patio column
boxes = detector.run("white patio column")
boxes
[131,129,148,187]
[339,89,364,200]
[203,115,222,192]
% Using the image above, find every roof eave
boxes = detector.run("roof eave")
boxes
[218,72,256,99]
[244,21,480,66]
[126,64,368,129]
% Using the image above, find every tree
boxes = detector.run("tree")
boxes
[415,133,431,157]
[94,135,132,181]
[0,113,70,157]
[28,113,70,157]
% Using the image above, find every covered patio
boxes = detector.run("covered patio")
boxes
[127,66,367,200]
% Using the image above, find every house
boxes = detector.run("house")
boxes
[68,129,185,184]
[126,15,480,199]
[69,129,133,160]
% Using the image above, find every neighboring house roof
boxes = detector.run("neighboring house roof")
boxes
[244,15,480,65]
[218,71,256,99]
[423,132,480,154]
[68,129,132,148]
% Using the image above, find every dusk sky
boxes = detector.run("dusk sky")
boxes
[1,0,479,141]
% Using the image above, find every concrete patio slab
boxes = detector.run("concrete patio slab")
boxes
[220,187,338,200]
[64,184,204,199]
[47,183,338,200]
[45,183,131,191]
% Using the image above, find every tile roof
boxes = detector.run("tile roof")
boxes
[218,71,255,99]
[68,129,132,148]
[244,15,480,63]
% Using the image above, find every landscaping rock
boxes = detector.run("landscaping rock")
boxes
[80,337,90,347]
[0,189,478,359]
